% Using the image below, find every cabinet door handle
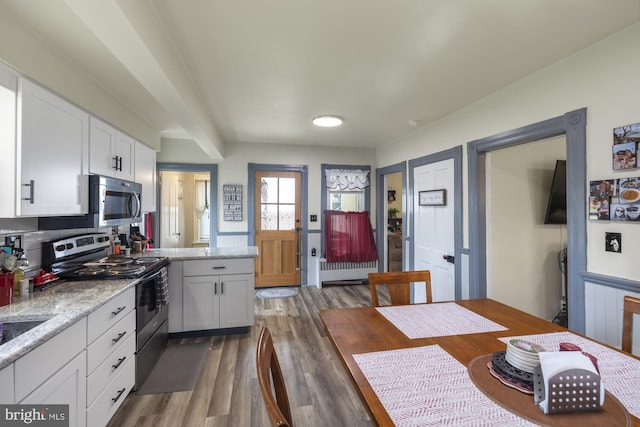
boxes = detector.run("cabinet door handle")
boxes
[111,388,126,403]
[221,282,224,294]
[111,306,126,316]
[118,156,123,171]
[214,282,217,295]
[113,156,119,170]
[112,331,127,343]
[22,180,35,204]
[112,356,126,370]
[212,266,226,270]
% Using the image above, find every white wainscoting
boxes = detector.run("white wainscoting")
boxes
[585,281,640,355]
[216,234,249,247]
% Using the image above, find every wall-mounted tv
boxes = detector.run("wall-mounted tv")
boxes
[544,160,567,224]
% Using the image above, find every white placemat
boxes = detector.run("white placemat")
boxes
[500,331,640,418]
[376,302,508,339]
[353,345,536,426]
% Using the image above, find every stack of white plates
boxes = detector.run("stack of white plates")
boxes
[505,338,546,374]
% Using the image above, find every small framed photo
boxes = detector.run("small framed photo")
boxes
[605,232,621,253]
[419,189,446,206]
[612,141,637,170]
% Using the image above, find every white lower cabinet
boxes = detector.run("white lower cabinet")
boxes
[0,363,14,403]
[15,319,87,427]
[182,258,255,332]
[7,289,135,427]
[86,288,136,427]
[86,353,135,427]
[21,351,87,427]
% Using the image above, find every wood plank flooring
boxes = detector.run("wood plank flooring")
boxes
[107,284,385,427]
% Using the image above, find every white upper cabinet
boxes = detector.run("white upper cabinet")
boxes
[89,117,135,181]
[134,141,156,213]
[0,65,18,218]
[18,78,89,217]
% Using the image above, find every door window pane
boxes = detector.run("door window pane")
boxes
[261,178,278,203]
[261,205,278,230]
[279,205,295,230]
[279,178,295,204]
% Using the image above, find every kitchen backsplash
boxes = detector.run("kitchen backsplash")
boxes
[0,218,131,275]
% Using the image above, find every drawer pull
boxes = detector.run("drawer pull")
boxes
[111,388,126,403]
[212,266,226,270]
[112,331,127,343]
[111,306,126,316]
[112,356,126,370]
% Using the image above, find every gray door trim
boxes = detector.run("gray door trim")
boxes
[467,108,587,333]
[248,163,309,286]
[408,146,463,300]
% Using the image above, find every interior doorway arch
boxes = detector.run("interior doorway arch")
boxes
[467,108,587,333]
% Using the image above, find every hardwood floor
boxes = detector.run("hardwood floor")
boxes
[107,284,384,427]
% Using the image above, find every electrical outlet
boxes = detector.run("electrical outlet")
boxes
[310,214,317,222]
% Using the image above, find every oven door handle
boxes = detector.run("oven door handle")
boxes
[139,268,163,284]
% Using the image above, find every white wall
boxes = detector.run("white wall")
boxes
[377,23,640,284]
[158,139,378,234]
[487,136,567,321]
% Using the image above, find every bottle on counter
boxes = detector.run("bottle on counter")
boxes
[13,268,24,297]
[113,236,121,255]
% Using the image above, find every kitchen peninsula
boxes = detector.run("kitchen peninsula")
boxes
[0,246,257,427]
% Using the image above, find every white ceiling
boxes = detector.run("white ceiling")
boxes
[2,0,638,159]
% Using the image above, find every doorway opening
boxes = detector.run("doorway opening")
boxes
[376,162,406,273]
[467,108,587,333]
[156,163,218,248]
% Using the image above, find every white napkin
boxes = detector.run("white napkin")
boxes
[536,351,604,414]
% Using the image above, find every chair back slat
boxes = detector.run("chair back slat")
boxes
[368,270,432,306]
[622,295,640,354]
[257,327,293,427]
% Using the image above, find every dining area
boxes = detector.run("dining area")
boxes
[259,270,640,426]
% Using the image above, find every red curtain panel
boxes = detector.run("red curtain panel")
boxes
[324,210,378,262]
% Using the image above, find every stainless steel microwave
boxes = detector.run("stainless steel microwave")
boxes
[39,175,142,229]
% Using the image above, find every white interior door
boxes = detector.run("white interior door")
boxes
[413,158,455,302]
[160,171,184,248]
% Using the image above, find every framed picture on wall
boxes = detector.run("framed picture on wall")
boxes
[612,141,637,170]
[419,189,446,206]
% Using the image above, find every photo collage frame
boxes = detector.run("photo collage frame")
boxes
[589,122,640,222]
[590,178,640,221]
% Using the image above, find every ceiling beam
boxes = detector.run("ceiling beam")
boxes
[63,0,224,159]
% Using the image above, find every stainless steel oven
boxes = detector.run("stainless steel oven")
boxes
[41,233,170,389]
[135,266,169,389]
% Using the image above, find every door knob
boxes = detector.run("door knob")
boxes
[443,255,455,264]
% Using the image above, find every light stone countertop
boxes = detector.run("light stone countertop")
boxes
[0,246,258,369]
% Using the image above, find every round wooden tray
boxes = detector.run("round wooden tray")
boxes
[467,354,632,427]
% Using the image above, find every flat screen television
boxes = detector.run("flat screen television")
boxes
[544,160,567,224]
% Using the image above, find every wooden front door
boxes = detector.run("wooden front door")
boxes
[254,171,301,287]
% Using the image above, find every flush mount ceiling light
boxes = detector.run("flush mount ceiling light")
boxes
[312,115,343,127]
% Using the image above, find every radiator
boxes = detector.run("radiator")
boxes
[314,258,378,289]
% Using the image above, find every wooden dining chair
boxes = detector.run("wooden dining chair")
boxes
[622,295,640,353]
[368,270,432,307]
[256,327,293,427]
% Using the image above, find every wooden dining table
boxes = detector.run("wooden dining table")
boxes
[320,298,640,426]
